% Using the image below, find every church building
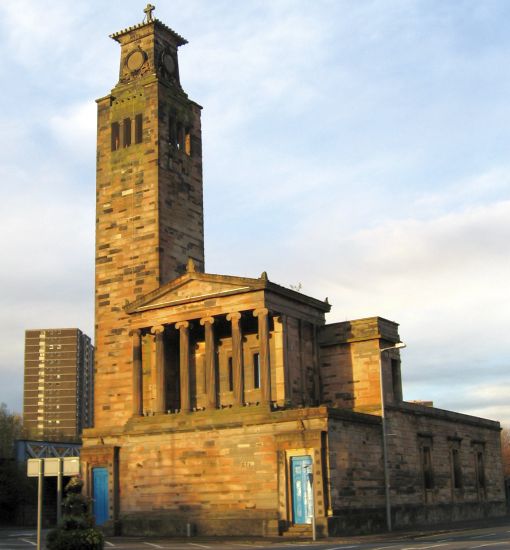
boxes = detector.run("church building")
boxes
[81,6,506,536]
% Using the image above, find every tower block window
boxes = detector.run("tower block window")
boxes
[111,122,120,151]
[135,114,143,144]
[123,118,132,147]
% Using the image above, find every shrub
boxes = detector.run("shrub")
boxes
[46,477,104,550]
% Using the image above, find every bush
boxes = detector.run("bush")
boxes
[46,528,104,550]
[46,477,104,550]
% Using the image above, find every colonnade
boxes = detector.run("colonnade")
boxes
[131,308,271,416]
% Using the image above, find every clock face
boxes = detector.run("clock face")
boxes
[163,53,175,75]
[127,50,146,72]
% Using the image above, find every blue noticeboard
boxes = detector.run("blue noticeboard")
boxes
[291,455,313,524]
[92,467,109,526]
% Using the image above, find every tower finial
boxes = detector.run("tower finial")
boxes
[143,3,156,23]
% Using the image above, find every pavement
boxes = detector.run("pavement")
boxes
[1,515,510,550]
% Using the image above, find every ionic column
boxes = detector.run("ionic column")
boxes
[227,312,243,406]
[131,329,143,416]
[253,308,271,404]
[151,325,166,413]
[175,321,191,413]
[200,317,216,409]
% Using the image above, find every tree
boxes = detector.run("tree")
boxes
[0,402,22,459]
[502,426,510,478]
[46,477,104,550]
[0,403,35,525]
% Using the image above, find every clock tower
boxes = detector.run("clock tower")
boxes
[93,5,205,428]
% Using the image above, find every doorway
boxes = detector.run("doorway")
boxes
[92,467,109,526]
[290,455,313,524]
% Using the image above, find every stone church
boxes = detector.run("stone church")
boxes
[81,6,506,536]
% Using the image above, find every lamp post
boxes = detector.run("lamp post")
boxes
[304,463,316,541]
[379,341,406,532]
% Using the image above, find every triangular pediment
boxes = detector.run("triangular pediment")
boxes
[125,272,267,314]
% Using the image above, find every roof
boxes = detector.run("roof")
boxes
[110,19,188,46]
[125,268,330,315]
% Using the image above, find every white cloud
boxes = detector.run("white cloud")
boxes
[49,101,97,159]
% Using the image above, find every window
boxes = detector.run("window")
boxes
[391,358,402,401]
[123,118,131,147]
[253,353,260,389]
[475,451,485,490]
[135,114,143,144]
[422,446,434,489]
[177,122,184,150]
[111,122,120,151]
[226,357,234,392]
[185,127,192,156]
[451,448,462,489]
[169,116,177,147]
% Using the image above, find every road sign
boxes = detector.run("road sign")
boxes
[63,457,80,476]
[26,456,81,549]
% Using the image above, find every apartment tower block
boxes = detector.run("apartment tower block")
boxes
[23,328,94,440]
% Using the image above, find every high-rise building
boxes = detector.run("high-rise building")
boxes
[23,328,94,440]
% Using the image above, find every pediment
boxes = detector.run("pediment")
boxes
[125,272,266,314]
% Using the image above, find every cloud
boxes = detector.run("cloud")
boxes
[49,101,97,160]
[411,382,510,426]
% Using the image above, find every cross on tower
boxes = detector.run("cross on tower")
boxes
[144,3,155,23]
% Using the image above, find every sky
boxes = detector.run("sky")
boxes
[0,0,509,426]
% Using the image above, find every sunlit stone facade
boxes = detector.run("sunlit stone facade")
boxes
[81,8,506,536]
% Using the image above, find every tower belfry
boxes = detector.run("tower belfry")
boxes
[94,5,204,427]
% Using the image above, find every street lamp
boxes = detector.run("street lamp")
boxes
[304,463,316,541]
[379,341,406,532]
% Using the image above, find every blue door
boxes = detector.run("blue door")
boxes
[92,467,109,526]
[291,455,313,524]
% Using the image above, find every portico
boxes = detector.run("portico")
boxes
[126,266,329,416]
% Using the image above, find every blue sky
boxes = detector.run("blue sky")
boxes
[0,1,509,425]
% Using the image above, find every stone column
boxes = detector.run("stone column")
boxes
[151,325,166,413]
[175,321,191,413]
[253,308,271,404]
[273,315,289,405]
[200,317,216,409]
[131,329,143,416]
[227,312,243,406]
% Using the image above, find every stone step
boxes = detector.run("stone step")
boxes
[281,524,313,537]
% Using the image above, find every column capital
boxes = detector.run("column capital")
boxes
[226,312,242,322]
[200,316,215,326]
[129,328,142,337]
[150,325,165,335]
[175,321,190,331]
[253,308,269,318]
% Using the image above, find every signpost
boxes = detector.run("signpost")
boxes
[27,457,80,550]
